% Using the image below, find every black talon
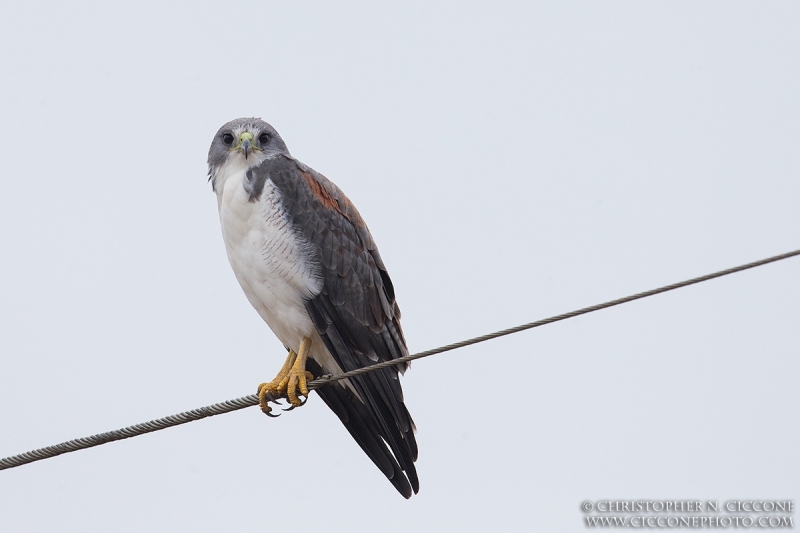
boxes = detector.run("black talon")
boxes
[282,394,308,412]
[265,391,282,404]
[283,396,308,411]
[259,390,284,416]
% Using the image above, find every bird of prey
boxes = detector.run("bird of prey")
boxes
[207,118,419,497]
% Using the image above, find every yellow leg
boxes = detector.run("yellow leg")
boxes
[257,350,297,415]
[255,337,314,414]
[286,337,313,407]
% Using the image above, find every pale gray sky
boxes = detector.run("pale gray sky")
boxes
[0,2,798,531]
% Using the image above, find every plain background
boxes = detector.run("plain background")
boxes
[0,2,797,531]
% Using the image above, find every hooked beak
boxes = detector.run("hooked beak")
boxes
[237,132,254,160]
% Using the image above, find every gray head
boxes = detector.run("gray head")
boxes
[207,118,290,189]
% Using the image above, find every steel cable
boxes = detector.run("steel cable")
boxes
[1,248,798,471]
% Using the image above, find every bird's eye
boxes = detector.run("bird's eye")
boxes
[258,133,270,144]
[222,133,234,146]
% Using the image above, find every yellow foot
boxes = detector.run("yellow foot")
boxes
[256,337,313,416]
[257,350,296,416]
[286,367,314,408]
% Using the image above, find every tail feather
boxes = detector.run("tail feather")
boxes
[307,357,416,498]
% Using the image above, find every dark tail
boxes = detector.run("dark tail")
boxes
[307,358,419,498]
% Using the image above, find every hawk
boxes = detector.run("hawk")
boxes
[207,118,419,498]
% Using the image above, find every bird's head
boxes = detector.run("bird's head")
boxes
[207,117,289,189]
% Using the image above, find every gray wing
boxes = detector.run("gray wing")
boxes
[245,154,419,498]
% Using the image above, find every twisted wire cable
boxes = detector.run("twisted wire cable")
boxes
[1,248,798,471]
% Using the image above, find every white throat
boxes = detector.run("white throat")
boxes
[211,151,269,200]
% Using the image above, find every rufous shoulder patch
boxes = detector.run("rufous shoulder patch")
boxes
[301,171,366,228]
[302,171,338,210]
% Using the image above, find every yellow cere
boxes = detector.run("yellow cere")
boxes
[237,132,254,147]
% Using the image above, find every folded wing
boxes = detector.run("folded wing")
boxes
[246,154,419,497]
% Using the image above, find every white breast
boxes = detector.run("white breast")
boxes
[215,162,323,352]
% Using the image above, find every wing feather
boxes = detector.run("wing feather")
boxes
[248,155,418,496]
